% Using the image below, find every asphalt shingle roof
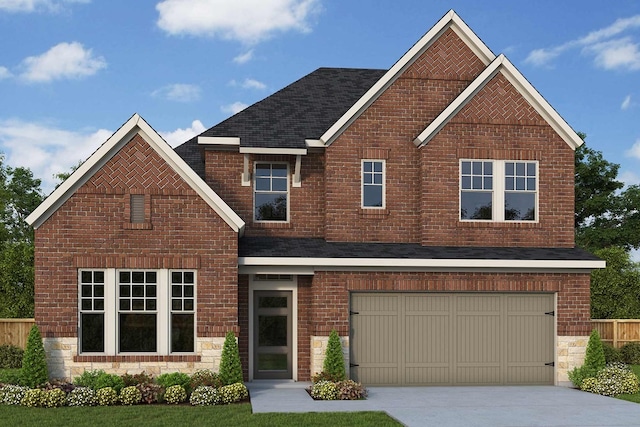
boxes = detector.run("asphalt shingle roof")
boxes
[174,67,386,178]
[239,237,601,261]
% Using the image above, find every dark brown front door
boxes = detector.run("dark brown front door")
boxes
[253,291,292,379]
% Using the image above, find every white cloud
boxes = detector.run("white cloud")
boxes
[625,139,640,160]
[622,95,633,110]
[525,14,640,70]
[229,78,266,90]
[233,49,254,64]
[159,120,206,147]
[0,118,111,194]
[221,102,248,115]
[0,0,89,13]
[20,42,106,83]
[620,170,640,186]
[156,0,322,44]
[0,66,12,80]
[152,83,201,102]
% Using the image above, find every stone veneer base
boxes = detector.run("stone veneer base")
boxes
[556,335,588,386]
[310,335,349,378]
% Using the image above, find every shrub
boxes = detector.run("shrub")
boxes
[0,385,29,405]
[67,387,96,406]
[20,325,48,388]
[584,330,606,375]
[164,385,187,404]
[74,370,124,393]
[603,343,623,364]
[310,381,338,400]
[580,363,639,396]
[157,372,191,393]
[336,379,367,400]
[43,388,67,408]
[96,387,118,406]
[322,330,346,382]
[0,345,24,369]
[137,383,162,404]
[190,369,223,389]
[0,368,22,385]
[20,388,44,407]
[119,386,142,405]
[621,342,640,364]
[121,371,154,387]
[190,386,219,406]
[74,370,102,388]
[311,371,344,384]
[219,331,243,386]
[218,382,248,404]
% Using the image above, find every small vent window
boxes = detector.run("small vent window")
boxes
[130,195,145,223]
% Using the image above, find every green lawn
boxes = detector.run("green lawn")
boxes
[617,365,640,403]
[0,402,400,427]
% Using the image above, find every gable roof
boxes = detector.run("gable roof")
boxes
[26,113,245,234]
[319,9,496,146]
[413,54,584,150]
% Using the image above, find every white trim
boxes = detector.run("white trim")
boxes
[239,147,307,155]
[26,114,245,234]
[239,256,605,270]
[293,155,302,188]
[361,159,386,209]
[305,139,325,149]
[320,10,495,146]
[414,55,584,150]
[197,136,240,146]
[242,154,251,186]
[239,266,315,275]
[248,276,298,381]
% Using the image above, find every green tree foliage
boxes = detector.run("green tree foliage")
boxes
[219,331,243,385]
[591,247,640,319]
[583,329,606,375]
[322,330,346,381]
[20,324,48,387]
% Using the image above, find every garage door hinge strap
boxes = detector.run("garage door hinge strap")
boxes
[545,362,555,367]
[545,311,555,316]
[349,311,359,315]
[350,363,359,367]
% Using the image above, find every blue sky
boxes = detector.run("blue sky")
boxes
[0,0,639,194]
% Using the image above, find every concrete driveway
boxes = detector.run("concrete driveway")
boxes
[248,382,640,426]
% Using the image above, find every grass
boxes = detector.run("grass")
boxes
[0,403,401,427]
[617,364,640,403]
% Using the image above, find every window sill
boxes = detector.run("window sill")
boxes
[359,208,390,219]
[123,223,153,230]
[74,354,200,363]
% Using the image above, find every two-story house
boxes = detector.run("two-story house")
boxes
[26,10,604,386]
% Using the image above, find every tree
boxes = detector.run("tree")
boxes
[590,247,640,319]
[219,331,243,385]
[322,330,346,381]
[575,137,640,251]
[21,324,48,387]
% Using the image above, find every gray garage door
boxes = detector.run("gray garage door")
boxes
[350,293,554,386]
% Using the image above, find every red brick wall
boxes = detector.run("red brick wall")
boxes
[307,271,591,337]
[34,134,239,342]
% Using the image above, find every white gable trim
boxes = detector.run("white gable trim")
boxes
[413,55,584,150]
[198,136,241,146]
[26,114,245,234]
[319,10,495,146]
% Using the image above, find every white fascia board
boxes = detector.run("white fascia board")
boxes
[305,139,325,149]
[238,256,606,270]
[198,136,240,146]
[320,10,495,147]
[239,147,307,155]
[27,113,245,235]
[238,266,315,275]
[414,54,584,150]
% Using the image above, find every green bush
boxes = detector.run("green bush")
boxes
[121,371,154,387]
[67,387,96,406]
[96,387,118,406]
[603,343,624,364]
[0,385,29,405]
[119,386,142,405]
[0,368,22,385]
[584,330,606,374]
[322,330,346,382]
[190,369,222,389]
[189,386,218,406]
[20,325,48,388]
[20,388,44,407]
[218,382,248,404]
[157,372,191,393]
[74,370,124,393]
[164,385,187,404]
[219,331,243,386]
[336,379,367,400]
[0,345,24,369]
[74,370,102,388]
[621,342,640,364]
[580,363,639,396]
[43,388,66,408]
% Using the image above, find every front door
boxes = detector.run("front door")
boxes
[253,291,292,379]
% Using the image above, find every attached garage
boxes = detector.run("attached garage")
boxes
[350,292,555,386]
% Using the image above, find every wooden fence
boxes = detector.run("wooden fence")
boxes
[592,319,640,348]
[0,319,35,349]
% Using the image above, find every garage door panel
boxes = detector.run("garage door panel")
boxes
[457,366,501,385]
[457,315,500,364]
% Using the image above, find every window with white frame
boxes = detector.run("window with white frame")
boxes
[460,160,537,222]
[78,269,196,355]
[254,163,288,221]
[362,160,385,208]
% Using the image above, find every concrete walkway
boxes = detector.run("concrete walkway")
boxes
[247,381,640,427]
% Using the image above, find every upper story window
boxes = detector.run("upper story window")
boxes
[460,160,537,222]
[362,160,385,208]
[254,163,288,222]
